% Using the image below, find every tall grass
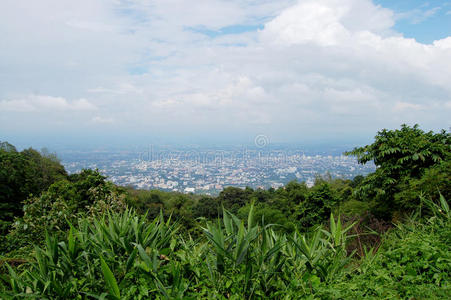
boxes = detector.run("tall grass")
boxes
[1,198,449,299]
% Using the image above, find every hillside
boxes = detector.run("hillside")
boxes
[0,125,450,299]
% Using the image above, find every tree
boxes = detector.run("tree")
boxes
[217,187,253,214]
[22,147,67,191]
[0,146,40,235]
[7,169,126,249]
[0,143,68,235]
[193,196,221,219]
[345,124,451,218]
[0,141,17,152]
[282,180,308,204]
[395,160,451,213]
[296,182,339,228]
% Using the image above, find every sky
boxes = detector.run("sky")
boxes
[0,0,450,149]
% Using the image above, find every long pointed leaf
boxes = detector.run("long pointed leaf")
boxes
[99,256,120,299]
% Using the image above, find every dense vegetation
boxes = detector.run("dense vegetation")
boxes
[0,124,450,299]
[0,142,67,236]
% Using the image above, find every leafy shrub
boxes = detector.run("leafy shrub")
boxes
[339,199,371,217]
[318,195,451,299]
[296,182,340,228]
[395,160,451,213]
[5,170,126,250]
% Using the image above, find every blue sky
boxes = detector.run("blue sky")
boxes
[0,0,450,149]
[375,0,451,43]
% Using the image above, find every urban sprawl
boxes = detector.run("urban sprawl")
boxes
[62,148,375,195]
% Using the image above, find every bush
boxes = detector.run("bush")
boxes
[5,170,126,250]
[395,160,451,214]
[0,143,67,236]
[318,195,451,299]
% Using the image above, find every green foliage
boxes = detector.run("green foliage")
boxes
[125,189,166,220]
[1,209,179,299]
[0,142,17,152]
[395,160,451,213]
[346,124,451,219]
[339,199,371,217]
[125,177,356,235]
[239,204,295,232]
[0,207,362,299]
[21,147,67,193]
[0,148,37,234]
[282,180,309,203]
[318,196,451,298]
[1,195,450,299]
[5,169,126,250]
[193,196,221,219]
[296,182,340,228]
[100,255,121,299]
[125,188,200,234]
[1,125,450,298]
[0,143,67,236]
[346,124,450,175]
[217,187,253,214]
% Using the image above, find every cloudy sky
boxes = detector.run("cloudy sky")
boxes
[1,0,450,148]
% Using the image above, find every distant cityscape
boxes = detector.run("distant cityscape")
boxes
[61,146,375,195]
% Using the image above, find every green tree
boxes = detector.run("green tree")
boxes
[0,143,68,235]
[7,169,126,248]
[22,147,67,192]
[217,186,253,214]
[0,148,32,234]
[281,180,309,204]
[395,160,451,213]
[193,196,220,219]
[345,124,451,219]
[296,182,339,228]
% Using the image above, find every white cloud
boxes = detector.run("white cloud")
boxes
[433,37,451,49]
[396,6,441,24]
[0,99,35,112]
[88,83,143,95]
[0,95,97,112]
[0,0,450,142]
[262,0,394,46]
[393,101,425,112]
[91,116,114,124]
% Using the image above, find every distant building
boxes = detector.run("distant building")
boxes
[184,187,195,193]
